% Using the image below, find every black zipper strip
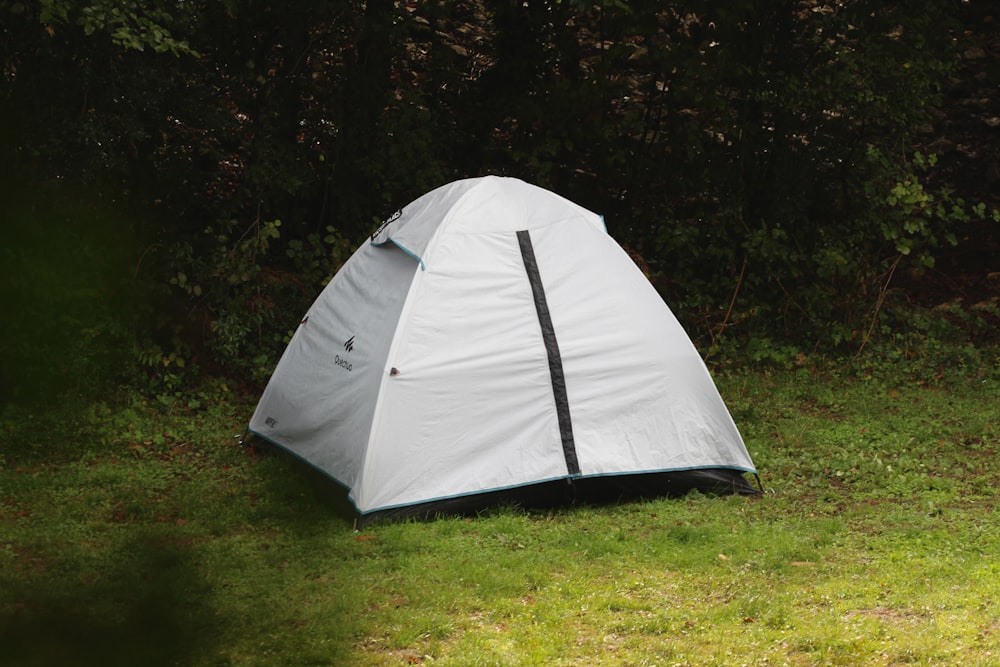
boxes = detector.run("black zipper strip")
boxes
[516,230,580,477]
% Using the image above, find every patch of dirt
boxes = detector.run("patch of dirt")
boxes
[845,606,930,625]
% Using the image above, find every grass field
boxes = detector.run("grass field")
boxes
[1,351,998,666]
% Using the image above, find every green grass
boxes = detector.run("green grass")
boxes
[1,353,999,666]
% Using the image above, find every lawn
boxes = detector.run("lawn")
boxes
[1,351,998,666]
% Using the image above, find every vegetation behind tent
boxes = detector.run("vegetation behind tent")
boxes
[1,0,998,399]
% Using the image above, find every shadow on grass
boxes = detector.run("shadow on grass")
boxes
[0,531,225,667]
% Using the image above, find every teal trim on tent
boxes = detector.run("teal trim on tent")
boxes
[371,237,426,270]
[249,425,757,526]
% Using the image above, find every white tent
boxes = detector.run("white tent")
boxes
[249,176,757,523]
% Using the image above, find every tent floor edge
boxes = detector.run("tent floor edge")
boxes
[356,469,760,527]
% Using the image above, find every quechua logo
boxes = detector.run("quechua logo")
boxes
[336,335,355,372]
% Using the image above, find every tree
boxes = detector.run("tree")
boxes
[1,0,993,400]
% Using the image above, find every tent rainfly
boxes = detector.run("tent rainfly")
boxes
[248,176,758,525]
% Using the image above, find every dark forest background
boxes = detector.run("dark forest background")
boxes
[1,0,998,405]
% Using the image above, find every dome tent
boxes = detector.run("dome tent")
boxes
[248,176,758,525]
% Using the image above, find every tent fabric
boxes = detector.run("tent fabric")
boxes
[249,176,757,522]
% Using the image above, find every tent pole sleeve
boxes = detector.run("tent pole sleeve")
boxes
[516,230,581,477]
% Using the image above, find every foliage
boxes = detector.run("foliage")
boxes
[37,0,200,55]
[2,357,998,664]
[1,0,998,397]
[0,174,138,404]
